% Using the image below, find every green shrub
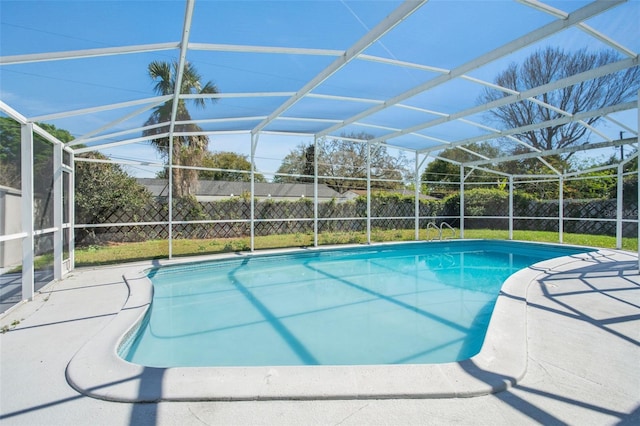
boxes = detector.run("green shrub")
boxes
[442,188,537,218]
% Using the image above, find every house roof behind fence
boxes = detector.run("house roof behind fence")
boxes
[138,178,343,199]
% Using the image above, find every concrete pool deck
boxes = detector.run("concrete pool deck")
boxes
[1,246,639,425]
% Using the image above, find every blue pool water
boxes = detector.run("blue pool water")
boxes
[122,240,591,367]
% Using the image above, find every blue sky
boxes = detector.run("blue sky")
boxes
[1,0,639,177]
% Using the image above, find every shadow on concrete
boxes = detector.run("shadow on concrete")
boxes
[1,269,54,314]
[459,258,639,424]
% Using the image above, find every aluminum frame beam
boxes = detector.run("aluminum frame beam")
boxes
[401,57,637,151]
[466,137,637,168]
[517,0,637,58]
[251,0,427,135]
[188,42,342,56]
[29,96,172,123]
[316,0,625,140]
[0,42,179,65]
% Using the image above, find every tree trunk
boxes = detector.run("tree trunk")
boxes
[171,140,184,197]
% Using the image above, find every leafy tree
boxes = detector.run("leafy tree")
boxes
[273,143,315,183]
[38,122,74,144]
[0,160,19,188]
[420,159,460,195]
[478,47,640,168]
[143,60,218,197]
[564,170,616,200]
[0,117,21,188]
[199,151,265,182]
[558,155,621,200]
[0,117,73,190]
[0,118,153,243]
[75,151,152,244]
[612,173,638,204]
[0,117,22,175]
[421,142,501,195]
[275,132,410,193]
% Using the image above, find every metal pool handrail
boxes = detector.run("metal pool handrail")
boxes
[425,221,457,241]
[440,222,457,240]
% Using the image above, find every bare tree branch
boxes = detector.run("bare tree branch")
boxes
[479,47,640,168]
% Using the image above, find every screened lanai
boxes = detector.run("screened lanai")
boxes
[0,0,638,312]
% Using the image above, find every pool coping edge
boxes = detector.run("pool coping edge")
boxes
[65,244,612,402]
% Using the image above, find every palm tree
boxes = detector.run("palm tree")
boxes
[143,60,218,197]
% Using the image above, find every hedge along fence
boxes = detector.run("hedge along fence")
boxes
[74,189,638,246]
[441,188,638,237]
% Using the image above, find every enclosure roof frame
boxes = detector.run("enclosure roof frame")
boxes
[0,0,637,175]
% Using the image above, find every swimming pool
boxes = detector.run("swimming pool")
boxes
[121,240,593,368]
[67,239,608,401]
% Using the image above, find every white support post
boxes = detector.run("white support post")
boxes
[459,166,465,238]
[168,151,173,259]
[616,163,623,249]
[366,141,371,244]
[414,152,420,241]
[509,176,514,240]
[53,142,63,280]
[21,123,34,301]
[166,0,196,260]
[69,152,75,270]
[559,175,564,244]
[250,133,258,252]
[313,136,319,247]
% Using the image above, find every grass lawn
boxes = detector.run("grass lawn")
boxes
[72,228,638,267]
